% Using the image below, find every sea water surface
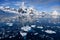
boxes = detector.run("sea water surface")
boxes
[0,18,60,40]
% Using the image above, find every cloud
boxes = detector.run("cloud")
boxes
[23,0,60,5]
[0,1,20,6]
[0,0,60,12]
[1,0,60,6]
[0,3,10,6]
[13,2,21,6]
[51,5,60,10]
[0,0,60,6]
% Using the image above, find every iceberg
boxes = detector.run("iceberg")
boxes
[45,30,56,34]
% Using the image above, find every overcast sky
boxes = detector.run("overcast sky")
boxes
[0,0,60,12]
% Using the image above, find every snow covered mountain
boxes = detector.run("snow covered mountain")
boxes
[51,10,60,18]
[0,2,40,23]
[0,2,60,23]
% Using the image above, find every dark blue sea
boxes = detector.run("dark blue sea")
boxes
[0,18,60,40]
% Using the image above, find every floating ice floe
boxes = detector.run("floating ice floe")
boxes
[12,35,15,37]
[9,36,13,38]
[0,37,1,39]
[21,25,31,31]
[53,22,56,24]
[20,31,27,37]
[34,33,38,35]
[37,26,43,29]
[6,23,13,26]
[39,34,45,38]
[31,25,36,28]
[47,26,50,27]
[57,26,60,28]
[41,30,44,32]
[4,35,9,38]
[45,30,56,34]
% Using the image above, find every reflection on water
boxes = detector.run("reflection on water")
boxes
[0,18,60,40]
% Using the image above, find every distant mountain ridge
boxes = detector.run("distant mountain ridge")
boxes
[0,2,60,23]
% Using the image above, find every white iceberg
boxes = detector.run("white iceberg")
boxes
[45,30,56,34]
[21,25,31,31]
[20,31,27,37]
[6,23,13,26]
[31,25,36,28]
[34,33,38,35]
[37,26,43,29]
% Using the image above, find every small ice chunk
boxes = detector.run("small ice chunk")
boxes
[41,30,44,32]
[9,36,12,38]
[0,37,1,39]
[34,33,38,35]
[0,32,2,34]
[20,31,27,37]
[31,25,36,28]
[40,34,45,38]
[21,25,31,31]
[47,26,50,27]
[2,32,5,35]
[6,23,13,26]
[36,20,39,22]
[37,26,43,29]
[57,26,60,28]
[4,35,9,38]
[53,22,56,24]
[45,30,56,34]
[12,35,15,37]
